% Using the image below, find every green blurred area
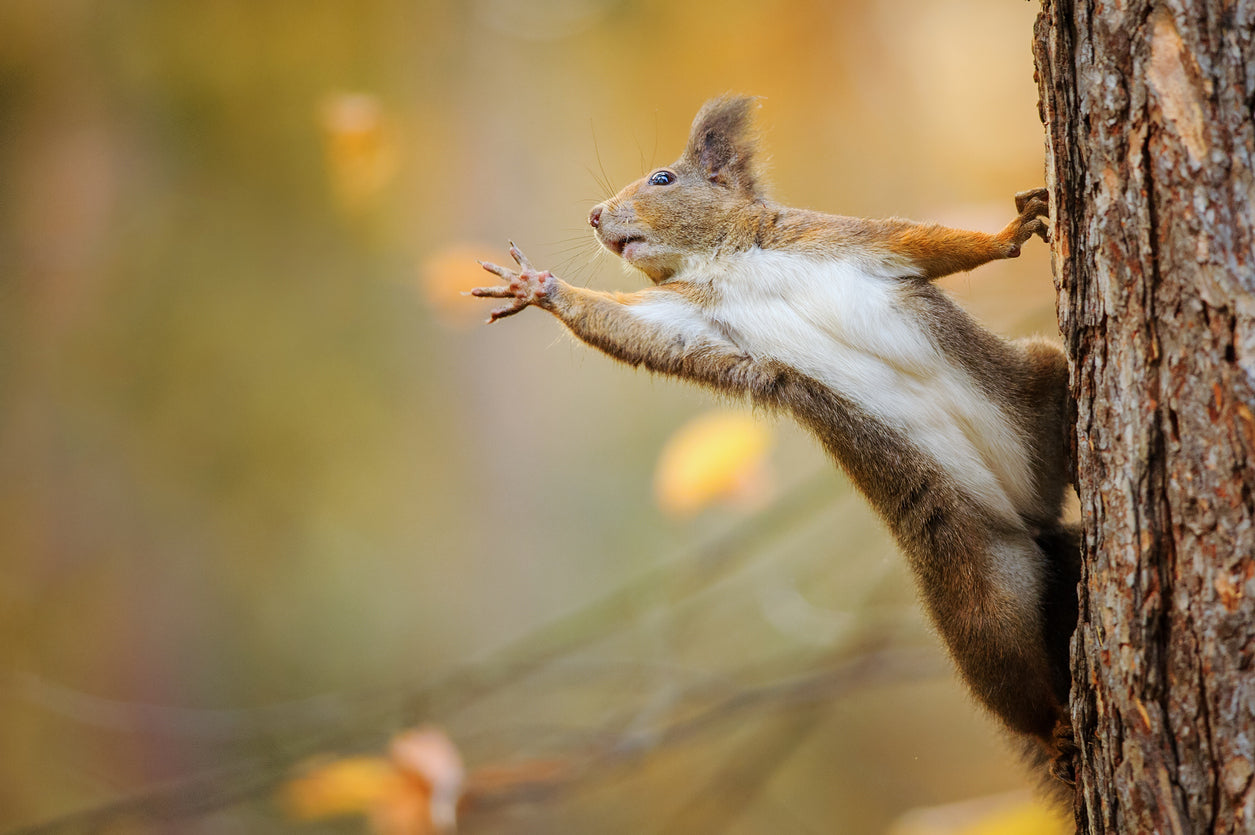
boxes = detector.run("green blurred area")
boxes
[0,1,1062,831]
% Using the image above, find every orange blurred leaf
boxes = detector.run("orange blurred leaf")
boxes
[320,91,398,212]
[279,727,467,835]
[419,243,502,327]
[654,410,773,517]
[369,789,435,835]
[281,756,407,821]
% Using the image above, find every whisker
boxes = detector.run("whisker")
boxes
[552,238,608,288]
[551,244,594,255]
[572,245,613,289]
[650,110,659,171]
[554,241,599,269]
[547,233,594,246]
[591,120,614,200]
[585,166,613,201]
[546,228,594,242]
[552,248,594,263]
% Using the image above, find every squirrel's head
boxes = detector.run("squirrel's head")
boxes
[589,95,764,283]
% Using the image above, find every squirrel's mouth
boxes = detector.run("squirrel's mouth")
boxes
[607,235,644,257]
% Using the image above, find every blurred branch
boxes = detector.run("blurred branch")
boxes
[460,641,943,815]
[7,472,904,833]
[13,471,847,745]
[10,639,940,834]
[6,672,354,740]
[399,470,849,722]
[661,709,828,833]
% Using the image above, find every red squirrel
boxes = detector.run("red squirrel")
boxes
[473,96,1079,781]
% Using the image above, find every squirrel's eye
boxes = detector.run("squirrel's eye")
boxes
[648,170,675,186]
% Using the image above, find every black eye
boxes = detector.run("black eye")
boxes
[648,170,675,186]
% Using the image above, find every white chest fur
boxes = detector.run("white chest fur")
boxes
[698,249,1034,527]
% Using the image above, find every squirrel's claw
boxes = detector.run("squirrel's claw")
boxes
[1002,191,1051,254]
[478,260,515,280]
[508,241,534,271]
[1014,187,1048,215]
[487,301,528,323]
[469,282,517,299]
[1021,215,1051,244]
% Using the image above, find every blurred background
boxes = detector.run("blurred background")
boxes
[0,0,1065,832]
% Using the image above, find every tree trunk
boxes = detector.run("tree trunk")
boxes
[1033,1,1255,831]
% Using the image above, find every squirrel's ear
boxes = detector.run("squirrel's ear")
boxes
[682,95,761,193]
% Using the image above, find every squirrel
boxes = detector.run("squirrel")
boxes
[472,96,1080,781]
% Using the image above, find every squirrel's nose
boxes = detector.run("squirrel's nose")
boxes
[589,206,603,229]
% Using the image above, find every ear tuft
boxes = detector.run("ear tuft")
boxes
[682,95,761,193]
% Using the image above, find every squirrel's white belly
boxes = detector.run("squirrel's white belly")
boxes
[713,251,1034,527]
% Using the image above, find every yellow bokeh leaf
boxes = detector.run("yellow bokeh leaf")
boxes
[654,410,773,517]
[320,91,398,212]
[888,792,1069,835]
[281,756,408,821]
[280,726,468,833]
[955,801,1069,835]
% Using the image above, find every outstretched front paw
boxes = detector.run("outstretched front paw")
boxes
[471,242,558,323]
[1001,187,1051,257]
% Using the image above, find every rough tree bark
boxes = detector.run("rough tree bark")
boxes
[1033,1,1255,832]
